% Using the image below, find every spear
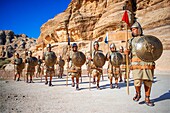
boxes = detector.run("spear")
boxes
[23,49,27,82]
[122,10,130,95]
[66,34,70,86]
[41,41,44,82]
[13,50,15,80]
[89,37,92,90]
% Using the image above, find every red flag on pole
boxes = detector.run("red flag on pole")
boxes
[122,10,130,26]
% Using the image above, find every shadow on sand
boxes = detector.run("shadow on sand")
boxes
[152,90,170,103]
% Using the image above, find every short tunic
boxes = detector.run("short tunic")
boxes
[129,36,155,81]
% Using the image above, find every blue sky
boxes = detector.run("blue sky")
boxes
[0,0,71,38]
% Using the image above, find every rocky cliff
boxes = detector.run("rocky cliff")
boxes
[0,30,36,59]
[37,0,170,49]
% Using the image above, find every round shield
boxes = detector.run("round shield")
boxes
[45,52,57,66]
[30,57,38,66]
[121,53,126,64]
[19,62,25,70]
[136,35,163,62]
[58,59,65,67]
[16,58,23,65]
[72,51,86,67]
[93,52,106,67]
[110,52,123,66]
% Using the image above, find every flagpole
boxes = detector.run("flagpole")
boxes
[41,41,44,82]
[122,9,130,95]
[66,33,70,86]
[125,23,129,95]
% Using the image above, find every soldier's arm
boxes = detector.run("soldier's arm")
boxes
[66,53,71,62]
[42,52,45,60]
[106,52,110,61]
[11,59,15,64]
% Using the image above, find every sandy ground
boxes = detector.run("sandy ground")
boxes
[0,50,170,113]
[0,69,170,113]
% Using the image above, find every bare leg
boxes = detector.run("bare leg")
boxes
[45,75,48,85]
[49,75,53,86]
[17,74,20,81]
[76,76,79,90]
[114,78,120,88]
[26,74,28,83]
[97,75,101,90]
[110,77,113,89]
[71,76,75,87]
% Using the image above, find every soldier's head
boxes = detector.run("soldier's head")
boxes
[72,43,78,52]
[59,55,62,60]
[28,51,32,57]
[110,43,116,52]
[119,46,124,53]
[15,53,19,58]
[93,41,99,50]
[47,44,51,51]
[131,21,143,37]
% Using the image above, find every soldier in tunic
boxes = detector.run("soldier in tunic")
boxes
[85,52,91,77]
[119,46,127,83]
[43,44,56,86]
[13,53,23,81]
[67,43,81,90]
[25,51,37,83]
[106,43,121,89]
[35,55,43,78]
[57,56,64,78]
[88,41,103,90]
[125,21,155,106]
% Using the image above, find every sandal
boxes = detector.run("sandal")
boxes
[72,82,75,87]
[110,84,113,89]
[133,93,141,102]
[145,96,154,106]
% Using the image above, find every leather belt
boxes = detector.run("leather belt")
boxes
[131,57,142,62]
[107,70,119,74]
[68,70,77,73]
[120,65,126,68]
[130,65,155,70]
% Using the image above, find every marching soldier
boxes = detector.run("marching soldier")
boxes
[57,56,65,78]
[119,46,127,83]
[85,52,91,77]
[25,51,37,83]
[13,53,24,81]
[125,21,155,106]
[43,44,57,86]
[89,41,104,90]
[67,43,82,90]
[35,55,43,78]
[107,43,122,89]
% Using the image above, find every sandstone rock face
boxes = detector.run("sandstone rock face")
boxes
[37,0,170,50]
[37,0,135,45]
[136,0,170,49]
[0,30,36,59]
